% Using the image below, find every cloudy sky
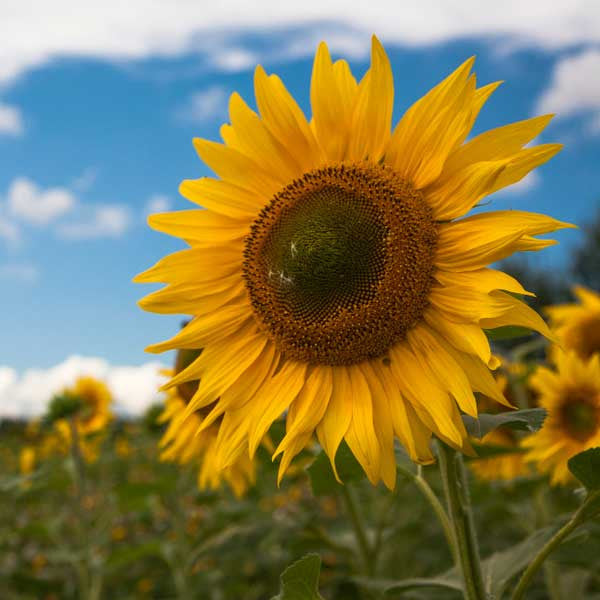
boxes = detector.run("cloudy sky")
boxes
[1,1,599,415]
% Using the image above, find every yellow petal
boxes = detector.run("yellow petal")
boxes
[389,344,466,448]
[316,366,353,481]
[408,324,477,417]
[489,144,563,195]
[442,114,554,178]
[434,268,533,297]
[193,137,283,197]
[385,57,475,188]
[425,159,507,221]
[310,42,358,161]
[443,344,511,408]
[226,91,303,181]
[148,209,250,242]
[139,278,245,315]
[254,65,322,171]
[480,291,556,341]
[435,211,574,271]
[133,245,241,284]
[275,366,332,456]
[344,365,381,484]
[359,361,397,489]
[347,36,393,162]
[247,360,307,456]
[179,177,262,219]
[424,308,492,365]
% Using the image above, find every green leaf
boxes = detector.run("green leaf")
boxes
[484,326,533,341]
[568,447,600,490]
[384,578,463,597]
[470,441,526,458]
[354,576,463,597]
[307,442,364,496]
[463,408,547,440]
[272,554,324,600]
[480,527,555,598]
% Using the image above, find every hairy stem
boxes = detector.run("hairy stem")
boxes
[340,485,373,576]
[438,442,486,600]
[397,463,458,565]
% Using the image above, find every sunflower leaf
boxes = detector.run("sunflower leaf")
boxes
[463,408,547,439]
[271,553,324,600]
[307,443,365,496]
[568,447,600,491]
[353,575,463,597]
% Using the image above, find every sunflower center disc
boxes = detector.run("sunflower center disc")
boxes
[560,390,599,442]
[243,163,438,365]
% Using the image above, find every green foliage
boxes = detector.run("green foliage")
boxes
[462,408,547,439]
[46,392,83,422]
[271,554,324,600]
[568,447,600,491]
[484,326,535,341]
[307,442,365,495]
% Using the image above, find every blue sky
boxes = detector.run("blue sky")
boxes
[0,3,599,415]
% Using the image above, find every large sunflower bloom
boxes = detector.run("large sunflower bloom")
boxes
[546,286,600,361]
[137,37,572,489]
[522,350,600,485]
[158,355,256,498]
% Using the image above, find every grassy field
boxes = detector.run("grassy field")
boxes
[2,414,600,600]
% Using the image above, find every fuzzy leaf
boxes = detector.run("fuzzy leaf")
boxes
[463,408,547,439]
[568,447,600,491]
[271,554,324,600]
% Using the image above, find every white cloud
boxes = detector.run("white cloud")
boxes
[0,262,38,283]
[0,355,167,419]
[0,2,599,85]
[177,85,228,123]
[213,48,259,72]
[144,194,171,215]
[0,103,23,135]
[0,215,20,246]
[57,204,130,240]
[7,177,76,225]
[536,49,600,133]
[70,166,99,192]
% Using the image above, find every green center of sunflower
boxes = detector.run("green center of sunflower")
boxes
[243,163,438,365]
[559,389,599,442]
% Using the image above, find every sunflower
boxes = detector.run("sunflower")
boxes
[137,36,572,489]
[546,286,600,361]
[157,352,256,498]
[57,375,113,436]
[19,446,36,476]
[522,350,600,485]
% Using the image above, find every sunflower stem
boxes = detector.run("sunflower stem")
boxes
[437,442,486,600]
[397,463,458,565]
[340,484,373,576]
[511,490,600,600]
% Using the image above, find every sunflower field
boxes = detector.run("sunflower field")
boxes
[3,33,600,600]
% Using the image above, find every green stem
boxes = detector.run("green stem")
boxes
[438,442,486,600]
[511,491,600,600]
[68,418,91,597]
[340,484,373,575]
[397,464,458,565]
